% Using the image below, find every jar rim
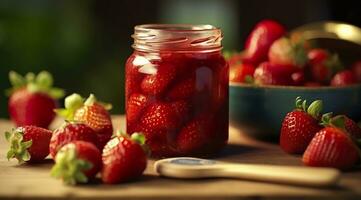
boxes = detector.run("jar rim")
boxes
[134,24,220,32]
[132,24,223,53]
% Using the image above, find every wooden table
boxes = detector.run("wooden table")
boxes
[0,116,360,200]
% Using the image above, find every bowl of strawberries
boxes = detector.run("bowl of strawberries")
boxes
[228,20,361,140]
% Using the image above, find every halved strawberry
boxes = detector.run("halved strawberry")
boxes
[56,93,113,149]
[141,63,177,96]
[280,97,323,154]
[51,141,102,185]
[49,122,99,159]
[5,126,52,163]
[302,126,359,170]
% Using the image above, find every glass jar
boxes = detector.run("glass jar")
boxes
[125,24,228,157]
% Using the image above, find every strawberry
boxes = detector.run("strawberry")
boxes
[229,63,255,83]
[6,71,64,128]
[126,93,149,125]
[56,93,113,149]
[101,133,147,184]
[139,101,189,131]
[351,61,361,82]
[330,70,357,86]
[175,114,213,154]
[280,97,323,154]
[307,49,343,83]
[224,51,243,66]
[254,62,295,85]
[5,126,52,162]
[51,141,102,185]
[125,53,146,98]
[302,126,359,170]
[268,37,308,68]
[141,63,177,96]
[326,115,361,140]
[242,19,285,65]
[166,75,196,100]
[291,71,305,86]
[49,122,99,159]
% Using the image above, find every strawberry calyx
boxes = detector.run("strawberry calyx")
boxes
[4,127,33,163]
[295,96,323,119]
[6,71,64,99]
[50,143,92,185]
[324,54,344,75]
[55,93,112,120]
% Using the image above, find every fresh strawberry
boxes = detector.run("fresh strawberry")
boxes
[49,122,99,159]
[280,97,323,154]
[166,75,196,100]
[340,116,361,139]
[351,61,361,82]
[254,62,295,85]
[242,20,285,65]
[126,93,149,125]
[175,114,213,154]
[229,63,255,83]
[51,141,102,185]
[302,127,359,170]
[330,70,357,86]
[5,126,52,162]
[291,71,305,86]
[307,49,343,83]
[141,63,177,96]
[6,71,64,128]
[56,93,113,149]
[101,133,147,184]
[268,37,308,68]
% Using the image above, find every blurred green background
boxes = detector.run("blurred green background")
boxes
[0,0,360,118]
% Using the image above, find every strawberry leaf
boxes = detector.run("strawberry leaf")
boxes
[307,100,323,119]
[50,144,92,185]
[9,71,26,89]
[4,128,32,163]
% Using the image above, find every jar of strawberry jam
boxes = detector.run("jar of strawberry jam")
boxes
[125,24,228,157]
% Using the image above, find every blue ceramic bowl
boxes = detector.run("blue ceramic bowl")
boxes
[229,83,361,140]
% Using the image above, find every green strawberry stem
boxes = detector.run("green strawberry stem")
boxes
[55,93,112,120]
[320,113,346,130]
[4,128,33,163]
[6,71,65,99]
[130,132,150,156]
[295,97,322,119]
[50,144,92,185]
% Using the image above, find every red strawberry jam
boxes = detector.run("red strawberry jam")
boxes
[126,24,229,157]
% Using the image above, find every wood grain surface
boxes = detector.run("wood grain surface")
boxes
[0,116,360,200]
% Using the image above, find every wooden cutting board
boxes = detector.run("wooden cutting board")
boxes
[0,116,360,200]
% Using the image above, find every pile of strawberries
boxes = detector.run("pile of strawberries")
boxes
[280,97,361,170]
[227,19,361,87]
[4,71,148,185]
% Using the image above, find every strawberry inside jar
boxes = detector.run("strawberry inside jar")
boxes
[125,24,229,157]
